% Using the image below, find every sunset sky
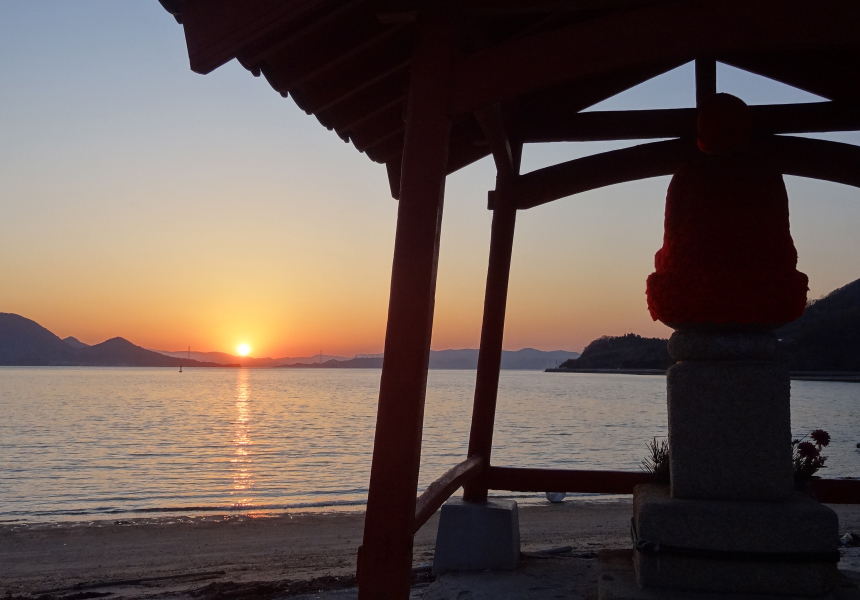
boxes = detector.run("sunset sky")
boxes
[1,2,858,358]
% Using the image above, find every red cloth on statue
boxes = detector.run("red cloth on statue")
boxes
[646,94,808,325]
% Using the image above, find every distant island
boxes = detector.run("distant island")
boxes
[556,333,673,371]
[0,313,578,369]
[550,277,860,375]
[279,348,580,370]
[777,277,860,371]
[0,313,229,367]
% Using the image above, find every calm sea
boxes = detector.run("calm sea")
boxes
[1,367,857,522]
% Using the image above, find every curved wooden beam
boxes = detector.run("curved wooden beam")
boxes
[755,135,860,190]
[450,0,860,116]
[516,135,860,210]
[516,138,697,209]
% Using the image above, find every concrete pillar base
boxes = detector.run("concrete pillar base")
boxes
[432,498,520,574]
[632,484,840,597]
[599,550,858,600]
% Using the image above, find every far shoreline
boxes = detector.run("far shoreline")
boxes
[546,367,860,382]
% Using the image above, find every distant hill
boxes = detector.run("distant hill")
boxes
[153,350,349,368]
[557,334,673,370]
[281,348,580,370]
[63,336,89,349]
[552,277,860,372]
[0,313,227,367]
[281,356,384,368]
[777,278,860,371]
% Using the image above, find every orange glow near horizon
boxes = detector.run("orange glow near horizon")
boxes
[2,13,858,359]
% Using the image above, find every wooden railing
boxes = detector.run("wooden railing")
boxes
[413,456,485,533]
[414,463,860,532]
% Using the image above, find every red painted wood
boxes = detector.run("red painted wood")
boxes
[486,467,653,494]
[751,135,860,190]
[808,478,860,504]
[413,456,485,533]
[516,134,860,210]
[517,139,697,210]
[695,58,717,107]
[449,0,860,116]
[357,7,456,599]
[487,468,860,504]
[462,199,517,503]
[522,101,860,143]
[181,0,327,74]
[723,49,860,102]
[462,105,520,503]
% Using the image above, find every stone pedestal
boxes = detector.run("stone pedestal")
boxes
[668,360,793,501]
[633,484,839,596]
[667,329,793,501]
[433,498,520,574]
[629,329,841,597]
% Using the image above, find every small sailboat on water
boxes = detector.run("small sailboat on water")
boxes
[179,345,189,373]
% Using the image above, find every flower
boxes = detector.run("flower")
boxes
[811,429,831,447]
[797,441,818,459]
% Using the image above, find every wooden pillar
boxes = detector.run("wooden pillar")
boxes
[357,7,455,600]
[462,185,518,503]
[696,58,717,106]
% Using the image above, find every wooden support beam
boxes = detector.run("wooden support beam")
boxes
[474,103,519,177]
[520,101,860,143]
[386,159,403,199]
[752,135,860,190]
[517,139,697,210]
[486,467,653,494]
[722,49,860,102]
[485,467,860,504]
[463,103,521,503]
[695,58,717,105]
[516,133,860,210]
[357,6,455,599]
[449,0,860,116]
[413,456,485,533]
[462,196,517,502]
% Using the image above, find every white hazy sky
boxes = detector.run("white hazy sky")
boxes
[1,2,858,357]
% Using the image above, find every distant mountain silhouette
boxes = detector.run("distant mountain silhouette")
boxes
[63,336,90,349]
[557,333,673,370]
[777,278,860,371]
[553,277,860,372]
[0,314,78,365]
[0,313,227,367]
[153,350,349,368]
[280,348,580,370]
[281,356,384,368]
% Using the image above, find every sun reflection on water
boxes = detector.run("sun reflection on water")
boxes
[230,369,254,507]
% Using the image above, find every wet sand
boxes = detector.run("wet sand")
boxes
[3,501,860,599]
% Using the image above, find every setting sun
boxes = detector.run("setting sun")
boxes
[237,344,250,357]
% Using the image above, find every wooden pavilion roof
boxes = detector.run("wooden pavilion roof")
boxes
[159,0,860,199]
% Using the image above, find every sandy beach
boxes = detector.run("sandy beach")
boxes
[4,500,860,600]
